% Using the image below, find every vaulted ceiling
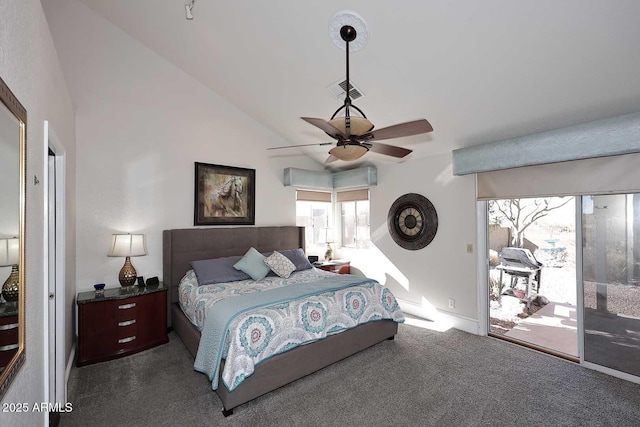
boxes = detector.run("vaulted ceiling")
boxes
[55,0,640,168]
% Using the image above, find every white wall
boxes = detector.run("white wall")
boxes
[43,0,323,293]
[0,106,20,239]
[342,153,478,326]
[46,0,479,328]
[0,0,76,425]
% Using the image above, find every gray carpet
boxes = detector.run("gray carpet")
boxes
[62,322,640,426]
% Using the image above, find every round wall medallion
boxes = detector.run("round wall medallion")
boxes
[328,10,369,52]
[387,193,438,250]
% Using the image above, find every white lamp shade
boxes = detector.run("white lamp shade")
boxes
[328,117,374,136]
[107,234,147,257]
[319,228,335,244]
[0,237,19,266]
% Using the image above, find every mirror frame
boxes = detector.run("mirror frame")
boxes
[0,76,26,400]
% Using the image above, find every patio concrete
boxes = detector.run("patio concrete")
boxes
[505,302,578,357]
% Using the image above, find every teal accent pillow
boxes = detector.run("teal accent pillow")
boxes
[233,247,270,281]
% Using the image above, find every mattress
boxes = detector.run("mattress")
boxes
[178,268,405,391]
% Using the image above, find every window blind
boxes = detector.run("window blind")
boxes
[476,152,640,200]
[296,190,332,202]
[336,189,369,202]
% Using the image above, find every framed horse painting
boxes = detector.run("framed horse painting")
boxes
[194,162,256,225]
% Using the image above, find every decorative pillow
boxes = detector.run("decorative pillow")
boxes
[264,251,297,278]
[233,247,271,281]
[191,256,251,285]
[278,248,314,271]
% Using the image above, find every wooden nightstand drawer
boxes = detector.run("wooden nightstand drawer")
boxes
[0,314,19,368]
[0,316,19,347]
[77,285,168,366]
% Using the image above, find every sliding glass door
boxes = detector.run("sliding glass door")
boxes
[582,194,640,376]
[487,197,578,358]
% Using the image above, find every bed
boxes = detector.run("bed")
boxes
[163,226,402,416]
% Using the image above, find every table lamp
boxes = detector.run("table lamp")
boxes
[320,228,335,261]
[0,237,20,302]
[108,233,147,287]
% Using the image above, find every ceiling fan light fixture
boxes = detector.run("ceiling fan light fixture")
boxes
[329,144,369,161]
[269,11,432,162]
[328,117,374,136]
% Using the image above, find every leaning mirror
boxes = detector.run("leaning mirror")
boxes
[0,76,26,399]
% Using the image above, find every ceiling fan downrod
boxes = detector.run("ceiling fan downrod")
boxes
[342,25,356,138]
[269,12,432,163]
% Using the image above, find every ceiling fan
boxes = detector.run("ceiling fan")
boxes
[268,23,433,163]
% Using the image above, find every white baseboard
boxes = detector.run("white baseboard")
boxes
[65,343,76,403]
[398,298,480,335]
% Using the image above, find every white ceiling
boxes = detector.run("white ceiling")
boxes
[62,0,640,168]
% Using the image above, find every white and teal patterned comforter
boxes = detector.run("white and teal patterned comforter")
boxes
[178,268,404,391]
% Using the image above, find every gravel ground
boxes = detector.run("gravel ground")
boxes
[489,263,576,334]
[490,261,640,334]
[489,212,640,333]
[584,281,640,317]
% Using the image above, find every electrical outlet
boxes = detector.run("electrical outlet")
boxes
[448,298,455,309]
[466,244,473,253]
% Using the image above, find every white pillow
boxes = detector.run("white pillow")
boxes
[264,250,297,278]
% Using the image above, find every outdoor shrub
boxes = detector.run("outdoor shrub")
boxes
[489,249,499,268]
[489,276,506,301]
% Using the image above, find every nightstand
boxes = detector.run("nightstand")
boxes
[315,260,350,274]
[0,303,19,370]
[76,283,168,367]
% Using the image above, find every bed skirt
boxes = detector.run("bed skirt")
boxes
[171,303,398,412]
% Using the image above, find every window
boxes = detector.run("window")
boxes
[338,189,371,249]
[295,190,332,252]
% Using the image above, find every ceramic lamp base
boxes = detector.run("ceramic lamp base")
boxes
[119,256,138,287]
[324,243,333,262]
[2,265,19,302]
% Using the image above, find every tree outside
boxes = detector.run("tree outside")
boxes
[488,197,576,336]
[489,198,573,248]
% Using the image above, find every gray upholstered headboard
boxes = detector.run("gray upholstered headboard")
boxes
[162,226,305,312]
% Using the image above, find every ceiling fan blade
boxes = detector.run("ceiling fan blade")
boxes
[367,142,412,158]
[301,117,346,139]
[364,119,433,142]
[324,154,339,164]
[268,142,334,150]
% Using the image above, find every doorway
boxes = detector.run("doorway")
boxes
[45,121,66,413]
[487,197,578,358]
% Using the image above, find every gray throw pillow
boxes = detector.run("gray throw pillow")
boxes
[190,255,251,285]
[278,248,313,271]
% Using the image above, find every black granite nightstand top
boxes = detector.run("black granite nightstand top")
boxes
[77,282,166,304]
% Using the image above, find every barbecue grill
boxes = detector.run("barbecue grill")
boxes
[496,247,543,312]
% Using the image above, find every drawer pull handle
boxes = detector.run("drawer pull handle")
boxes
[0,322,19,331]
[118,336,136,344]
[118,303,136,310]
[118,320,136,327]
[0,343,19,352]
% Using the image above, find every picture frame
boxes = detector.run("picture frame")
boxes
[194,162,256,226]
